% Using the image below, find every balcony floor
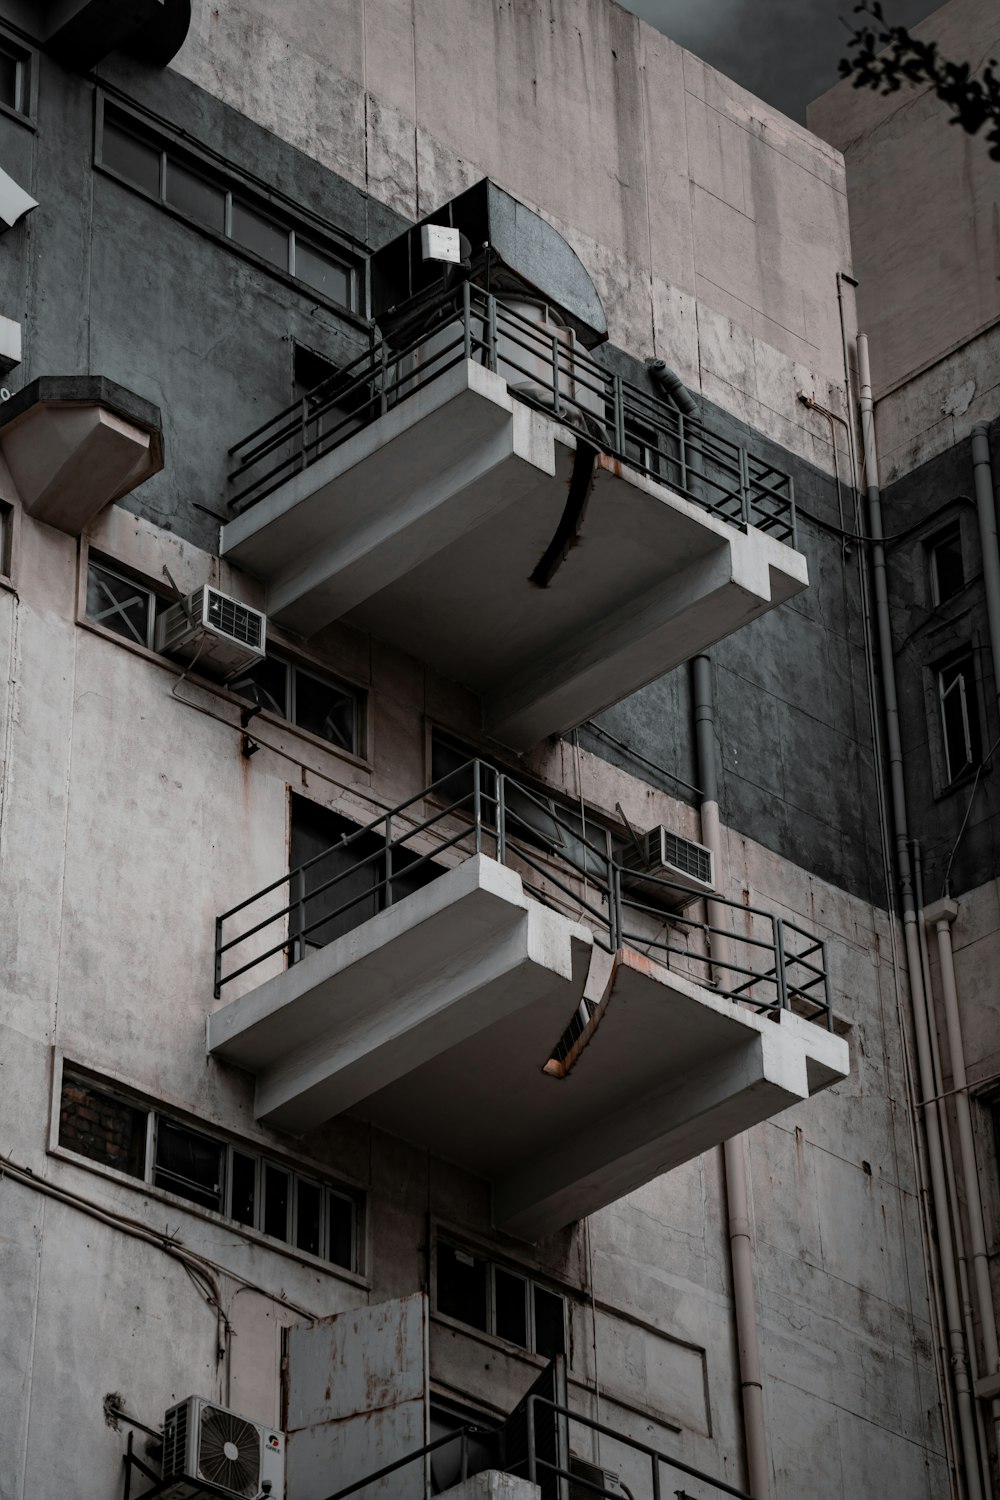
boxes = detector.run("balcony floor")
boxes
[209,854,848,1241]
[222,363,808,750]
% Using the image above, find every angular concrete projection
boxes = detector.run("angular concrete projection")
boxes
[0,377,163,535]
[222,362,808,751]
[209,858,848,1240]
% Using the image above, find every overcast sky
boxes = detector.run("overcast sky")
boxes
[618,0,940,123]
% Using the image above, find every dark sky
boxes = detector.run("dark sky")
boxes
[618,0,940,123]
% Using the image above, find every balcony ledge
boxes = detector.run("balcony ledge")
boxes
[209,853,848,1241]
[221,360,807,751]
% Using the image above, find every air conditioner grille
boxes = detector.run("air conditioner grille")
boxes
[162,1401,188,1480]
[206,589,263,649]
[199,1406,260,1497]
[659,830,712,885]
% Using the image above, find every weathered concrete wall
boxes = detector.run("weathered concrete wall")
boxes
[808,0,1000,409]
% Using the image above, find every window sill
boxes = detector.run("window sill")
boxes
[0,99,34,131]
[48,1142,371,1289]
[76,613,373,775]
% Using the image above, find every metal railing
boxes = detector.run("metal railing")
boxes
[214,759,832,1032]
[227,282,796,546]
[524,1394,756,1500]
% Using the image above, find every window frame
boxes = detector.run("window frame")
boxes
[432,1236,569,1364]
[0,27,37,128]
[84,555,161,648]
[54,1060,365,1277]
[0,497,18,591]
[926,520,966,608]
[937,648,983,786]
[94,92,361,318]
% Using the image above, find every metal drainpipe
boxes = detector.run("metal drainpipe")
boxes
[858,334,984,1500]
[972,423,1000,720]
[692,653,770,1500]
[926,897,1000,1470]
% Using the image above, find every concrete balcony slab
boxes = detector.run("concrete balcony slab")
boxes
[222,361,808,750]
[209,854,848,1240]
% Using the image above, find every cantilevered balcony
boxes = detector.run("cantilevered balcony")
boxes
[221,287,807,750]
[208,762,848,1241]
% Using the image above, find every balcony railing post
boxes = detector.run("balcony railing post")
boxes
[214,915,223,999]
[379,338,388,416]
[550,330,562,416]
[384,813,393,908]
[774,917,789,1013]
[739,444,751,528]
[608,859,622,951]
[613,373,625,455]
[294,868,306,965]
[526,1397,537,1486]
[651,1453,662,1500]
[459,1428,469,1483]
[823,943,833,1029]
[487,292,498,372]
[678,410,688,493]
[497,773,507,866]
[473,761,482,855]
[299,395,309,473]
[463,279,472,362]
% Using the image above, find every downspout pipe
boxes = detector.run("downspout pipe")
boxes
[926,898,1000,1464]
[692,653,770,1500]
[858,334,983,1500]
[971,423,1000,722]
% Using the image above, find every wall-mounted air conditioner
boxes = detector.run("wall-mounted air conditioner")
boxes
[160,1396,284,1500]
[571,1456,624,1496]
[620,826,715,909]
[155,586,266,678]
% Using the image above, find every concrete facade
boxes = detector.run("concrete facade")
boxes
[0,4,974,1500]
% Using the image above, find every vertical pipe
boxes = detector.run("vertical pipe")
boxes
[858,334,983,1500]
[692,653,770,1500]
[971,423,1000,722]
[927,899,1000,1466]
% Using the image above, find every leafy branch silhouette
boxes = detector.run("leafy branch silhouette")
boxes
[839,1,1000,160]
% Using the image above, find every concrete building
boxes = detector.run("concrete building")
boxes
[0,2,987,1499]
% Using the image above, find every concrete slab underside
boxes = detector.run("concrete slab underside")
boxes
[208,856,849,1241]
[222,362,809,749]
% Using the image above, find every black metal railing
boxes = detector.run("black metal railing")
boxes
[226,282,796,546]
[214,760,831,1032]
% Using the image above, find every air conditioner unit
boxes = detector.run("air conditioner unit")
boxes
[155,586,266,678]
[160,1396,284,1500]
[571,1456,624,1497]
[619,826,715,909]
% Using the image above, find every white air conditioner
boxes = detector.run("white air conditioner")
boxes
[160,1396,284,1500]
[619,825,715,909]
[155,586,266,678]
[571,1456,624,1496]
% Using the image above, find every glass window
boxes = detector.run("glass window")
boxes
[102,116,162,195]
[263,1162,290,1242]
[230,656,289,718]
[438,1243,488,1332]
[296,1178,323,1257]
[232,198,288,269]
[154,1118,224,1212]
[59,1075,147,1179]
[328,1191,355,1271]
[0,48,19,113]
[230,1151,257,1228]
[533,1285,566,1359]
[86,561,156,647]
[295,238,352,308]
[939,652,982,783]
[293,667,359,750]
[165,158,227,233]
[929,524,965,606]
[494,1267,529,1348]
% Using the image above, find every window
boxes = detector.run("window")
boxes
[98,101,357,311]
[231,655,364,756]
[436,1241,567,1359]
[85,559,159,647]
[938,651,982,783]
[58,1071,361,1271]
[0,500,12,580]
[928,523,965,606]
[0,35,32,120]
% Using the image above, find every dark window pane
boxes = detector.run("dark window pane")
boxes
[290,799,381,948]
[296,1178,322,1256]
[294,669,357,751]
[103,117,161,195]
[0,50,18,112]
[59,1077,147,1178]
[230,1151,256,1228]
[154,1119,224,1211]
[229,656,288,718]
[165,158,226,232]
[437,1243,488,1332]
[328,1192,355,1270]
[263,1163,289,1241]
[533,1286,565,1358]
[296,238,351,307]
[494,1268,529,1348]
[232,198,288,268]
[86,563,153,646]
[931,526,964,604]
